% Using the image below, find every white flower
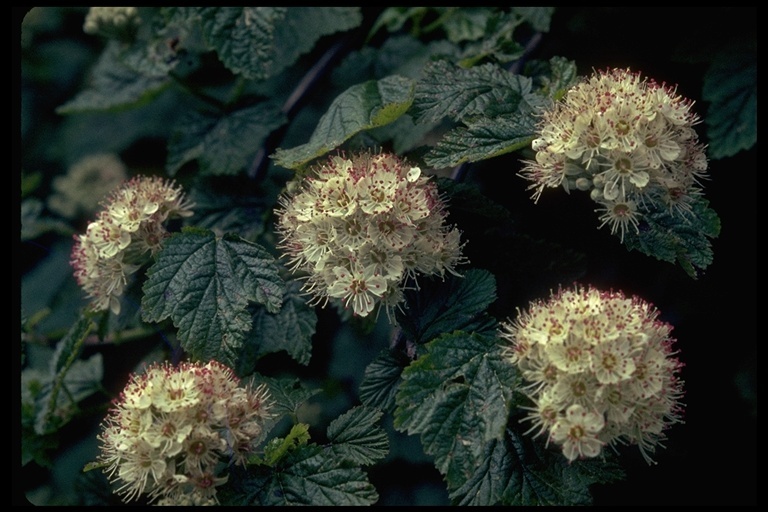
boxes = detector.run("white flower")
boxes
[500,284,685,464]
[550,404,605,462]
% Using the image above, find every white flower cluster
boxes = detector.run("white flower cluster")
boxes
[83,7,141,39]
[276,151,466,318]
[96,361,273,505]
[519,67,709,241]
[70,175,194,315]
[499,285,685,464]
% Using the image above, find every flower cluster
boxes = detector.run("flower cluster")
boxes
[276,150,466,318]
[96,360,274,505]
[499,284,685,464]
[48,153,128,220]
[70,175,193,315]
[519,67,709,241]
[83,7,141,40]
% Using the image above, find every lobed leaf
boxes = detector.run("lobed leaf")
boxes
[394,331,520,486]
[141,228,284,367]
[236,279,316,375]
[359,349,411,412]
[250,376,322,420]
[702,41,757,159]
[450,428,623,506]
[272,75,415,170]
[326,405,389,466]
[194,7,287,81]
[622,196,721,278]
[424,112,538,168]
[411,60,540,124]
[396,268,498,345]
[240,445,380,505]
[57,42,170,114]
[166,102,287,176]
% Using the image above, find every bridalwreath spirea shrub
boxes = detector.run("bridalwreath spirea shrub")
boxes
[21,6,754,507]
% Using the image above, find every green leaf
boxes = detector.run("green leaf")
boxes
[25,316,102,436]
[272,75,415,169]
[269,7,363,78]
[440,7,496,43]
[394,332,520,486]
[57,42,170,114]
[259,423,312,466]
[193,7,287,81]
[252,376,322,419]
[359,349,411,411]
[229,444,380,505]
[450,428,623,505]
[166,101,287,176]
[141,228,284,367]
[187,7,362,81]
[622,196,721,278]
[412,60,539,124]
[512,6,555,33]
[424,111,538,168]
[236,279,317,375]
[326,406,389,466]
[702,41,757,159]
[396,268,498,345]
[526,56,579,100]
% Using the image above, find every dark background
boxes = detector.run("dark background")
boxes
[18,7,756,507]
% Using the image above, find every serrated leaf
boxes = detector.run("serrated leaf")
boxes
[188,7,361,82]
[269,7,362,77]
[703,42,757,159]
[326,406,389,466]
[501,429,623,505]
[141,228,284,367]
[526,56,579,100]
[394,332,520,485]
[57,42,170,114]
[396,268,498,345]
[236,279,316,375]
[225,444,379,506]
[274,445,379,505]
[27,316,102,435]
[622,197,721,278]
[272,75,415,169]
[251,376,322,419]
[424,112,538,168]
[166,102,287,176]
[194,7,287,81]
[412,60,539,124]
[450,428,623,506]
[359,349,411,411]
[457,11,527,67]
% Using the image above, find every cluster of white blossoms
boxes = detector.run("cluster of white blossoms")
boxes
[276,151,466,318]
[70,175,194,315]
[83,7,141,39]
[96,360,274,505]
[48,153,128,220]
[499,284,685,464]
[519,67,709,241]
